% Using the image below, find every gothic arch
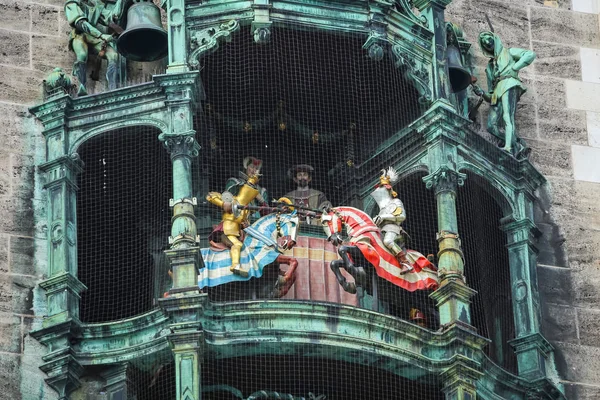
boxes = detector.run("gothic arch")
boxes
[70,118,169,155]
[363,165,429,216]
[457,162,516,218]
[456,170,518,373]
[75,126,172,322]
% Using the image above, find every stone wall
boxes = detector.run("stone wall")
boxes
[446,0,600,399]
[1,0,62,398]
[0,1,163,399]
[0,0,599,399]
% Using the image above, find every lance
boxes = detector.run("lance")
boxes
[231,203,320,219]
[468,13,494,121]
[485,13,495,33]
[271,201,326,215]
[232,204,286,217]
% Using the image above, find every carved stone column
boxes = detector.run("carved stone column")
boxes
[32,155,86,396]
[155,72,203,295]
[155,72,207,400]
[439,358,482,400]
[170,329,205,400]
[38,153,86,325]
[159,292,207,400]
[501,215,555,381]
[162,135,202,294]
[30,95,85,399]
[424,164,486,399]
[101,364,129,400]
[424,165,476,328]
[166,0,189,73]
[413,0,453,103]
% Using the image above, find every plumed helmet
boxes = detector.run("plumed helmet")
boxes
[243,156,263,171]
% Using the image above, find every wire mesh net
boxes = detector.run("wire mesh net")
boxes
[127,351,176,400]
[458,172,518,373]
[77,126,172,323]
[189,26,440,399]
[202,353,443,400]
[194,26,437,313]
[73,22,520,399]
[197,27,423,207]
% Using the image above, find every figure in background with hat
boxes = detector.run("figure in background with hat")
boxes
[472,30,536,158]
[284,164,332,225]
[225,156,269,218]
[64,0,126,96]
[371,167,412,271]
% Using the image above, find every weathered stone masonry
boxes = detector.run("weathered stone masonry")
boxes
[1,0,600,399]
[446,1,600,399]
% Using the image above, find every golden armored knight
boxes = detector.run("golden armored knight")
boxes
[206,174,261,276]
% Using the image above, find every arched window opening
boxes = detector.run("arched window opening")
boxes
[77,127,172,323]
[197,27,424,210]
[395,172,438,261]
[193,27,429,309]
[203,355,444,400]
[457,173,517,373]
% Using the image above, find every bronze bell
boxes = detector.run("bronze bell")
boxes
[446,43,472,93]
[117,0,168,62]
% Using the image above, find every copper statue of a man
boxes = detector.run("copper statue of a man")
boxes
[64,0,125,95]
[472,31,536,158]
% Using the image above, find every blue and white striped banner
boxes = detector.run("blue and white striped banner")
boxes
[198,212,298,288]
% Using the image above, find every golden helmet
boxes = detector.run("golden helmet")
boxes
[277,196,294,212]
[379,175,391,186]
[277,197,293,206]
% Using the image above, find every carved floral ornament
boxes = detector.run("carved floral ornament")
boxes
[391,45,432,104]
[159,133,200,158]
[72,87,163,111]
[423,164,467,194]
[33,98,71,120]
[394,0,428,26]
[188,20,240,67]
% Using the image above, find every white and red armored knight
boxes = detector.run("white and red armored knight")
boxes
[371,167,411,269]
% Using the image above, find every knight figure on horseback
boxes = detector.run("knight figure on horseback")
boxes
[206,173,262,277]
[371,167,412,273]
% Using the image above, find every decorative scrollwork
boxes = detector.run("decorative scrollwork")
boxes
[394,0,427,26]
[391,45,432,104]
[69,152,83,167]
[254,27,271,44]
[423,164,467,194]
[71,87,163,111]
[363,35,386,61]
[188,20,240,68]
[159,133,200,159]
[202,385,326,400]
[51,223,63,244]
[32,97,71,120]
